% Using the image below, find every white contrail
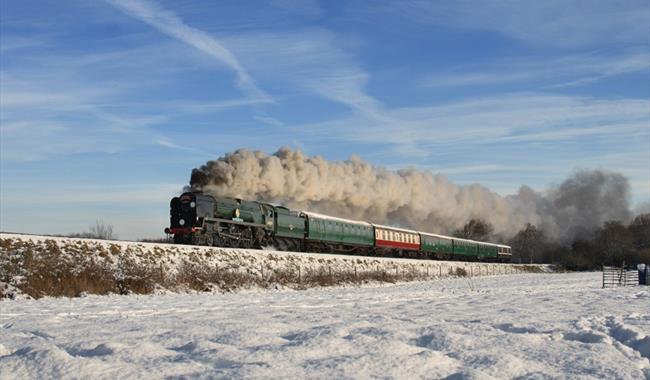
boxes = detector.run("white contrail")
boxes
[107,0,271,103]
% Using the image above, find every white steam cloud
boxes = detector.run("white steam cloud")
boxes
[189,147,632,241]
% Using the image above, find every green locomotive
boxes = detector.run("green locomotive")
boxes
[165,191,512,262]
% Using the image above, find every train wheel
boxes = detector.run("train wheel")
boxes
[241,228,253,249]
[205,233,214,246]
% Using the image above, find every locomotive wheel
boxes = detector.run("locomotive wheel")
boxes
[241,228,253,249]
[276,238,288,251]
[258,235,271,249]
[205,233,214,246]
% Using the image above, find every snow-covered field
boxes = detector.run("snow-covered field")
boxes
[1,272,648,379]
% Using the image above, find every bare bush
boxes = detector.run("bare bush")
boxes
[174,261,259,292]
[88,220,115,240]
[68,220,115,240]
[115,255,160,295]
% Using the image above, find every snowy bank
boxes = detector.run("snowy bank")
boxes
[1,233,549,298]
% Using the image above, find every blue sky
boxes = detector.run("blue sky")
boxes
[1,0,649,240]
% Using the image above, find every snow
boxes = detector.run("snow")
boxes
[1,272,648,379]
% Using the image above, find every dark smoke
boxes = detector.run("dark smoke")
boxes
[189,147,633,242]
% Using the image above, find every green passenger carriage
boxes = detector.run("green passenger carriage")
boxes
[420,232,454,257]
[302,211,374,252]
[477,242,499,259]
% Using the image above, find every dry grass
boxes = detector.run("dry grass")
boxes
[0,238,161,298]
[519,265,545,273]
[1,236,541,299]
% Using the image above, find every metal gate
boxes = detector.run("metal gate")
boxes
[602,266,639,288]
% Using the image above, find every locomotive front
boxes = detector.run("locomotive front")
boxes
[165,192,215,243]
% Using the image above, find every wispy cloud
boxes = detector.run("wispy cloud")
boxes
[0,35,278,161]
[0,35,48,53]
[222,29,386,120]
[270,0,322,18]
[290,93,649,151]
[423,51,650,88]
[364,1,650,47]
[107,0,271,103]
[1,183,183,204]
[253,114,285,127]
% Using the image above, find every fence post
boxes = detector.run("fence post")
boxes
[298,266,301,283]
[354,266,357,281]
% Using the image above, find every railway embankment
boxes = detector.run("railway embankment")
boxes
[0,233,551,299]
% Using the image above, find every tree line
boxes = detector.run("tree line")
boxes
[453,214,650,270]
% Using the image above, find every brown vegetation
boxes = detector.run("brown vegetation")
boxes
[1,236,540,299]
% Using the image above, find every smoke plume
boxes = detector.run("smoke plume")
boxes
[189,147,632,241]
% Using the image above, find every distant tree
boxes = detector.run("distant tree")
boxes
[563,239,598,270]
[595,221,635,266]
[509,223,545,264]
[628,213,650,249]
[453,219,494,241]
[86,220,115,240]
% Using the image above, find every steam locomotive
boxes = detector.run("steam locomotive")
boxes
[165,191,512,262]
